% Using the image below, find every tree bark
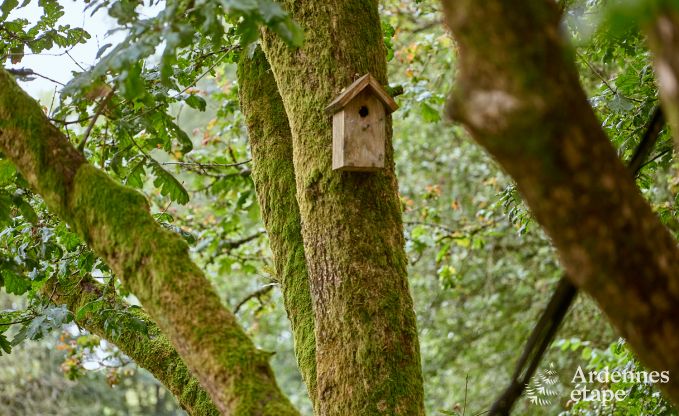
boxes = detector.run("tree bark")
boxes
[237,48,317,405]
[260,1,425,414]
[440,0,679,404]
[647,6,679,148]
[45,276,219,415]
[0,69,298,416]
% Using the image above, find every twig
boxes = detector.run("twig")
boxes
[413,19,442,33]
[233,284,276,314]
[5,67,64,85]
[48,86,57,116]
[640,147,673,170]
[627,107,665,175]
[0,316,35,326]
[218,232,264,252]
[65,50,87,72]
[161,159,251,169]
[463,374,469,416]
[49,115,96,125]
[575,51,643,103]
[77,90,114,152]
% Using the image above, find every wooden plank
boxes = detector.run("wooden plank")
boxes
[333,91,385,171]
[332,111,345,170]
[325,73,398,115]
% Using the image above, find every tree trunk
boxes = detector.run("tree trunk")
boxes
[440,0,679,405]
[0,69,298,416]
[238,48,317,405]
[260,1,425,414]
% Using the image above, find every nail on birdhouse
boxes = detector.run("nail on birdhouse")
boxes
[325,73,399,172]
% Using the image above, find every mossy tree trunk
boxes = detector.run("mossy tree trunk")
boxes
[260,1,425,414]
[441,0,679,405]
[237,48,317,405]
[0,69,299,416]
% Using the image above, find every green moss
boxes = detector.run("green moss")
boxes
[45,276,220,415]
[238,48,318,404]
[259,1,425,414]
[0,69,86,218]
[0,70,300,416]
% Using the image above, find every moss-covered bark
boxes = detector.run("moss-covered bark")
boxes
[45,276,219,415]
[260,1,425,415]
[237,49,317,405]
[440,0,679,405]
[0,69,299,416]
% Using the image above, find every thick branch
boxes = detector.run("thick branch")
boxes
[441,0,679,404]
[647,6,679,146]
[237,49,317,404]
[45,276,219,415]
[490,107,665,414]
[0,69,298,416]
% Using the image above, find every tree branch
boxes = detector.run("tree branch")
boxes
[647,6,679,148]
[234,283,276,314]
[44,276,219,415]
[0,68,298,416]
[489,105,665,415]
[441,0,679,406]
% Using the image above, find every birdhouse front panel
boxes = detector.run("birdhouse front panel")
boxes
[332,89,386,171]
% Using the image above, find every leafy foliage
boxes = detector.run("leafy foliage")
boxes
[0,0,90,64]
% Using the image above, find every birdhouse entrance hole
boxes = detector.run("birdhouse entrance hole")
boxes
[359,106,369,118]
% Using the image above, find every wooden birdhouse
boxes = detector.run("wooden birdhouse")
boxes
[325,73,399,171]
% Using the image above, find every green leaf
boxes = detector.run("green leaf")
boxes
[125,159,146,189]
[150,161,189,204]
[12,192,38,224]
[185,94,207,111]
[0,159,16,185]
[0,333,11,355]
[0,0,19,20]
[0,190,11,226]
[2,270,31,295]
[75,299,104,321]
[95,42,112,59]
[57,229,81,251]
[127,315,148,336]
[420,102,441,123]
[270,19,304,47]
[168,121,193,154]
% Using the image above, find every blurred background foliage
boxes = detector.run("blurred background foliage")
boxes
[0,0,678,414]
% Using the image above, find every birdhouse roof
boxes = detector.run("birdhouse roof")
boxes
[325,73,399,115]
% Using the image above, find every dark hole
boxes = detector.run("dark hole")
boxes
[359,106,369,118]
